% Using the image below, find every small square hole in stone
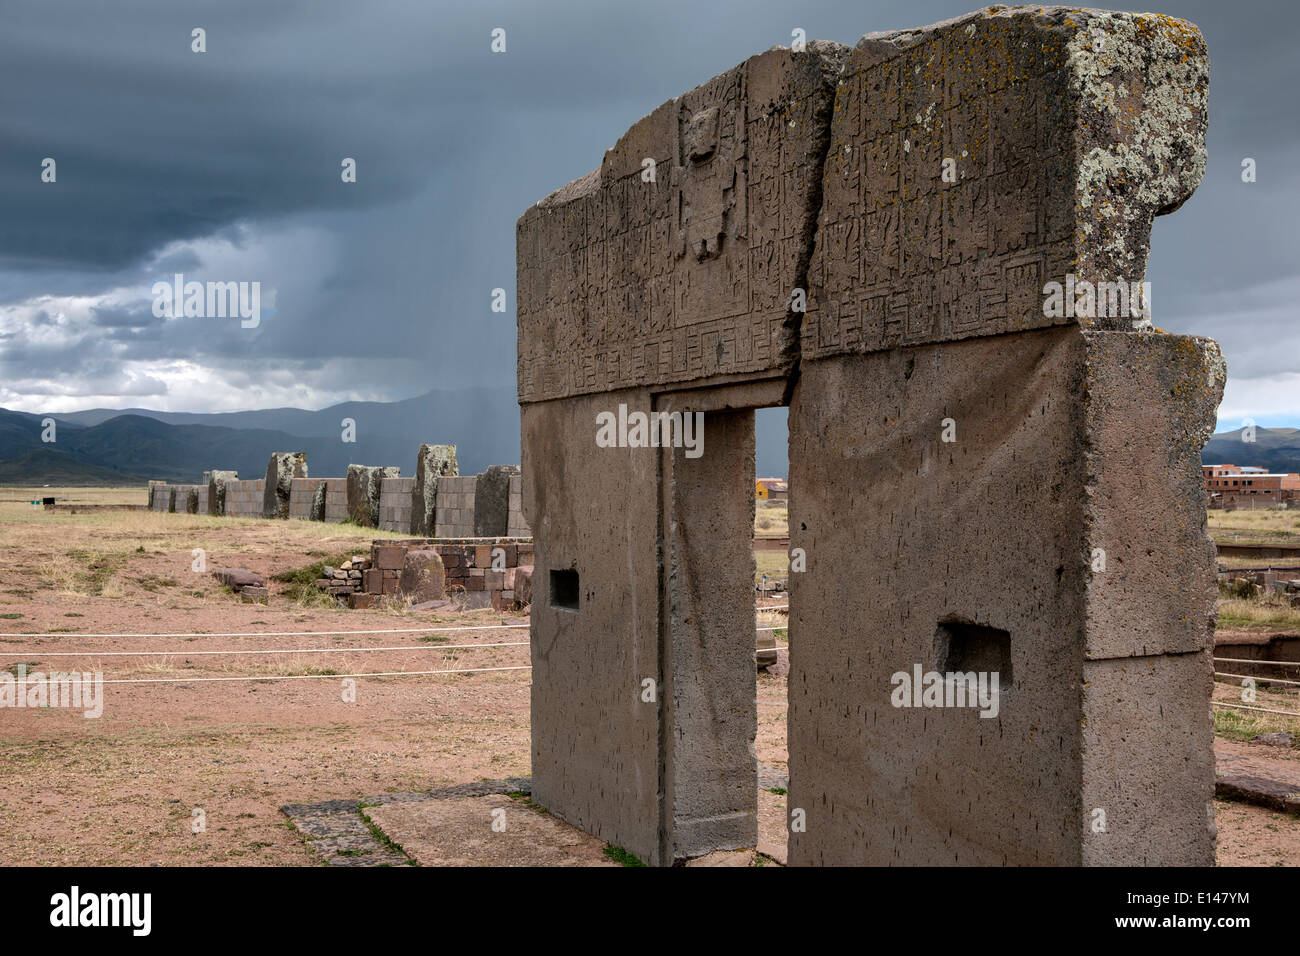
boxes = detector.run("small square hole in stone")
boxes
[550,569,579,611]
[936,617,1011,684]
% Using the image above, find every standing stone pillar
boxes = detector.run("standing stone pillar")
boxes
[263,452,308,519]
[346,464,399,528]
[206,470,238,516]
[518,41,845,866]
[788,7,1217,866]
[411,444,457,537]
[473,465,520,538]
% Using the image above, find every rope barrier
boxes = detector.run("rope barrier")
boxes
[1,604,790,640]
[0,640,530,658]
[0,622,530,639]
[1214,656,1300,668]
[1214,671,1300,687]
[95,664,534,685]
[1212,701,1300,718]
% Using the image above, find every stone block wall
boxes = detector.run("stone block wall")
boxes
[288,478,318,520]
[308,537,534,611]
[146,452,529,537]
[147,482,206,513]
[170,484,205,514]
[378,477,415,533]
[224,479,266,518]
[286,477,348,522]
[147,481,167,511]
[370,538,533,610]
[320,478,348,522]
[434,476,478,538]
[507,474,528,537]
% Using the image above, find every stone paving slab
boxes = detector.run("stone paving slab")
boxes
[283,777,535,866]
[1215,775,1300,815]
[682,849,754,867]
[1214,738,1300,814]
[281,804,409,866]
[283,771,787,866]
[363,777,531,805]
[364,793,617,867]
[757,764,788,792]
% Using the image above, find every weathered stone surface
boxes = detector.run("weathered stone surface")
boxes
[222,478,266,518]
[411,444,457,537]
[261,452,307,519]
[206,470,238,516]
[682,849,753,867]
[287,477,320,520]
[507,473,530,537]
[409,599,450,612]
[786,328,1222,866]
[362,794,617,867]
[1215,774,1300,815]
[518,6,1219,867]
[663,410,758,860]
[511,565,533,607]
[523,387,662,864]
[213,568,265,590]
[755,627,778,669]
[399,549,445,603]
[516,42,848,403]
[474,465,520,537]
[313,477,347,523]
[346,464,399,527]
[377,476,415,532]
[804,8,1209,358]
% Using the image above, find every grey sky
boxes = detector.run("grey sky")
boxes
[0,0,1294,427]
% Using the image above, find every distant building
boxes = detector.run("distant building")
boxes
[755,477,788,502]
[1203,463,1300,508]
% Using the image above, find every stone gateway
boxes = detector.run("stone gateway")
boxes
[517,7,1223,866]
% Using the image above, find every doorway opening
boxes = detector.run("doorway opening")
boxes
[753,404,790,865]
[655,390,790,864]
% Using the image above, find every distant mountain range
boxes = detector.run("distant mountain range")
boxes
[1201,426,1300,475]
[0,390,1286,487]
[0,388,522,485]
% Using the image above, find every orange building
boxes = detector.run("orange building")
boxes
[1203,463,1300,507]
[755,477,788,502]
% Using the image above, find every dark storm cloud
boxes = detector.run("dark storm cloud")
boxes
[0,0,1294,419]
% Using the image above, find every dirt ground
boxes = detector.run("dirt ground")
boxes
[0,492,1295,866]
[0,496,538,865]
